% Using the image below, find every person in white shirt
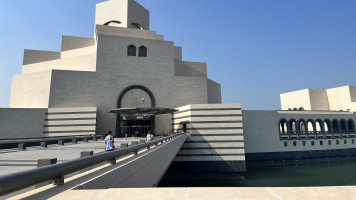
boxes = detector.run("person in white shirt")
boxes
[146,132,151,142]
[104,131,115,151]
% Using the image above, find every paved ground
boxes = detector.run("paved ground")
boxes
[0,137,143,176]
[10,186,356,200]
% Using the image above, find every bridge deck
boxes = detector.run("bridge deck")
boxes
[0,138,142,176]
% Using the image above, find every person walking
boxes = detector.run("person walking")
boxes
[104,131,115,151]
[146,132,151,142]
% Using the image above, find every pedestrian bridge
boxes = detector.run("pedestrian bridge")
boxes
[0,134,187,199]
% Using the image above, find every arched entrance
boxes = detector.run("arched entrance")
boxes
[116,85,155,137]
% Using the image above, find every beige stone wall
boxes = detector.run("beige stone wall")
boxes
[327,86,352,111]
[61,36,96,52]
[7,0,221,138]
[0,108,46,139]
[95,25,163,41]
[243,110,356,153]
[280,89,311,110]
[95,0,149,30]
[207,79,221,104]
[23,50,60,65]
[127,0,149,30]
[95,0,129,28]
[281,86,356,112]
[173,104,244,162]
[309,89,329,110]
[9,70,52,108]
[350,86,356,102]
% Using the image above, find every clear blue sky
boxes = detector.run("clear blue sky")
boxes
[0,0,355,110]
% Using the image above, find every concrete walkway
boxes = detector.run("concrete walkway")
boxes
[9,186,356,200]
[0,138,143,176]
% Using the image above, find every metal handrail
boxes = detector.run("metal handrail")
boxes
[0,133,184,196]
[0,135,98,143]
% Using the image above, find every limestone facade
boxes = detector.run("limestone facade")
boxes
[281,85,356,112]
[5,0,221,137]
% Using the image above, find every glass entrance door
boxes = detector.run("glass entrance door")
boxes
[121,116,151,137]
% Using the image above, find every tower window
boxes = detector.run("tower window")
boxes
[139,46,147,57]
[128,45,136,56]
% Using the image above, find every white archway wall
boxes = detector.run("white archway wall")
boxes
[120,88,152,108]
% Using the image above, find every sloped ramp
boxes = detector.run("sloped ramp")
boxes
[77,134,187,189]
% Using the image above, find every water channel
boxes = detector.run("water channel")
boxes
[159,160,356,187]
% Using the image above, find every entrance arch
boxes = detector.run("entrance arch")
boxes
[116,85,156,136]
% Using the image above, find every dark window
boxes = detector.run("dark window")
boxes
[284,142,287,147]
[352,139,355,144]
[344,140,347,144]
[302,141,306,146]
[320,141,323,145]
[128,45,136,56]
[336,140,339,145]
[139,46,147,57]
[328,140,331,145]
[293,141,297,146]
[132,23,144,30]
[311,141,315,146]
[103,20,121,26]
[348,119,355,133]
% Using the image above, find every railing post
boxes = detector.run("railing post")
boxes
[58,140,64,145]
[81,151,94,158]
[147,145,150,150]
[109,158,116,164]
[36,158,57,188]
[37,158,57,168]
[18,143,26,151]
[40,141,47,148]
[83,138,88,142]
[93,136,97,141]
[72,139,77,144]
[53,176,64,186]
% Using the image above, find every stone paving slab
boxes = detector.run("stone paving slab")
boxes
[21,187,356,200]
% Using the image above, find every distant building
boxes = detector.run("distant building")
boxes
[280,85,356,112]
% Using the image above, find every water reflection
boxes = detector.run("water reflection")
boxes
[159,160,356,187]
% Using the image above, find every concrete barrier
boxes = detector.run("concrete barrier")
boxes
[18,143,26,151]
[40,141,47,148]
[81,151,94,158]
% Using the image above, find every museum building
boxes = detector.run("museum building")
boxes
[2,0,356,177]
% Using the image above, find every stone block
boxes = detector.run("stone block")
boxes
[37,158,57,168]
[121,143,128,148]
[81,151,94,158]
[18,143,26,151]
[40,141,47,147]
